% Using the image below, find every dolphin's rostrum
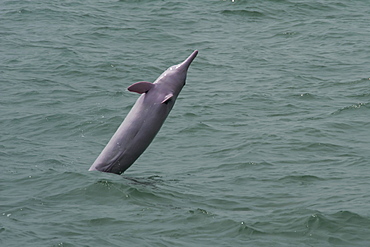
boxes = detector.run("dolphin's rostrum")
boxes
[89,50,198,174]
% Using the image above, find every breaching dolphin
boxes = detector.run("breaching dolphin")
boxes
[89,50,198,175]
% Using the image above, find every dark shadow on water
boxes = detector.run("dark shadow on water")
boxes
[123,175,164,187]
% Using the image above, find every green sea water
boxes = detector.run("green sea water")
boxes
[1,0,370,246]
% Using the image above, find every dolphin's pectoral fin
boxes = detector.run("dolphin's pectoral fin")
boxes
[128,81,154,94]
[161,93,174,104]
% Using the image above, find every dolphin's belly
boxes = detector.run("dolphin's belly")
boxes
[90,94,172,174]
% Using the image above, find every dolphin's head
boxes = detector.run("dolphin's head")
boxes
[155,50,198,95]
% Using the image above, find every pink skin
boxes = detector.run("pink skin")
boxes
[89,50,198,175]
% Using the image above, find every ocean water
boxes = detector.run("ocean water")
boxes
[1,0,370,246]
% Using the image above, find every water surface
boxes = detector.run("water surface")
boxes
[1,1,370,246]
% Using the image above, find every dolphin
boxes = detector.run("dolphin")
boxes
[89,50,198,175]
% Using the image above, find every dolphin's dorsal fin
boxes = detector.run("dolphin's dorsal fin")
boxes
[127,81,154,94]
[161,93,174,104]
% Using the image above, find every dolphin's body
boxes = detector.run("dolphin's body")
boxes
[89,50,198,174]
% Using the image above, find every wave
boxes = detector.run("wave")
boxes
[278,174,323,183]
[221,9,265,18]
[331,102,369,115]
